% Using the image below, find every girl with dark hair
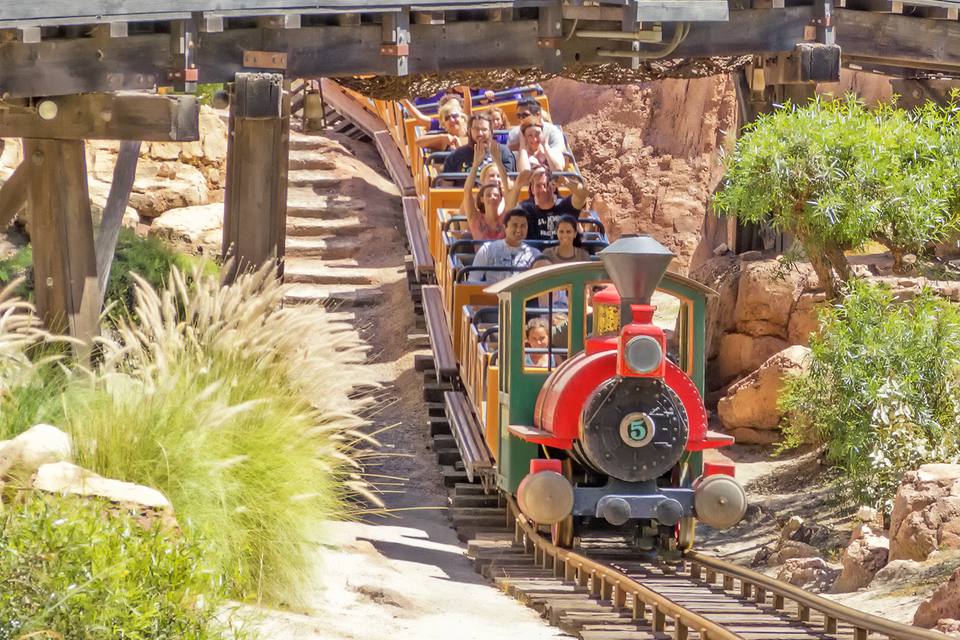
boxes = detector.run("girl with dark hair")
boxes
[544,215,590,262]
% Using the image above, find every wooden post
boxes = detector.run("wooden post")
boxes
[95,140,141,308]
[222,72,290,282]
[0,162,28,228]
[24,138,99,354]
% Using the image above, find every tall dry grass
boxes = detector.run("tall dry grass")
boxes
[0,280,46,392]
[58,265,381,605]
[0,281,68,439]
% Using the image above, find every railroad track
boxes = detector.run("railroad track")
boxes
[321,91,949,640]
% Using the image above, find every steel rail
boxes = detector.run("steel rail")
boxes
[506,497,741,640]
[685,551,947,640]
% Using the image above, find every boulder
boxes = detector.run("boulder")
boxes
[915,567,960,628]
[33,461,177,531]
[33,461,170,509]
[831,533,889,593]
[934,619,960,639]
[779,515,804,544]
[776,557,840,592]
[870,559,925,587]
[787,292,826,346]
[688,254,739,363]
[150,203,223,254]
[717,345,811,431]
[715,333,790,384]
[128,162,209,218]
[733,260,810,339]
[0,424,72,480]
[889,464,960,562]
[767,539,821,566]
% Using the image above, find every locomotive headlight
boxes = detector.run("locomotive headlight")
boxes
[624,335,662,374]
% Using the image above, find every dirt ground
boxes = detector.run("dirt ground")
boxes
[698,445,949,625]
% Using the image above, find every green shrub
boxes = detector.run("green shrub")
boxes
[0,245,33,300]
[106,228,200,314]
[714,96,960,298]
[0,231,215,315]
[0,494,233,640]
[781,281,960,508]
[61,266,377,605]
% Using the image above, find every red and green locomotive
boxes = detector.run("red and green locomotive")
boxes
[487,236,747,552]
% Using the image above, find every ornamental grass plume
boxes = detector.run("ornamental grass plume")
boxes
[62,264,381,605]
[0,280,47,393]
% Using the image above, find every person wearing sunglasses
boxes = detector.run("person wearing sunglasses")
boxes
[414,101,469,152]
[507,97,564,153]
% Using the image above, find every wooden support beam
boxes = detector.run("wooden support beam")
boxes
[538,4,564,72]
[381,10,410,76]
[890,78,960,108]
[0,93,199,141]
[0,163,28,229]
[412,11,445,25]
[24,138,99,352]
[336,13,361,26]
[835,8,960,73]
[170,18,199,92]
[222,73,289,282]
[95,140,141,309]
[916,4,959,19]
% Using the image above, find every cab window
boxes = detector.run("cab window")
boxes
[522,286,571,373]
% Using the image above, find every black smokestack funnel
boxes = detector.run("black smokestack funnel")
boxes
[599,235,675,309]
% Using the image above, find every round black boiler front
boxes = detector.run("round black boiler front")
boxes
[576,377,688,482]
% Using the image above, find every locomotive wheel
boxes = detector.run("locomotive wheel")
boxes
[550,459,575,548]
[677,516,696,550]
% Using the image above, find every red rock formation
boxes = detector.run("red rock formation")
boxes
[915,568,960,628]
[543,76,738,274]
[890,464,960,562]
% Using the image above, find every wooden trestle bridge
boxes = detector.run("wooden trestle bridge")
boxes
[0,0,959,350]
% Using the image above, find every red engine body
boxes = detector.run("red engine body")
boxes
[531,302,732,455]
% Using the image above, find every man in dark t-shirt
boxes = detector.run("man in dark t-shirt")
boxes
[441,112,516,175]
[519,166,589,241]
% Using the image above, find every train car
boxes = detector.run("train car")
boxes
[360,84,746,555]
[484,235,747,553]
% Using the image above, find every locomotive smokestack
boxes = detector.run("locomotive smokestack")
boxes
[599,235,675,312]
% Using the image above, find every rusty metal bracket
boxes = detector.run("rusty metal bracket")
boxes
[537,36,562,49]
[380,43,410,57]
[242,51,288,70]
[167,68,199,82]
[810,15,833,26]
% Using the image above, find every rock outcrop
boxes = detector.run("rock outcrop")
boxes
[914,567,960,628]
[889,464,960,562]
[934,619,960,639]
[149,202,224,255]
[776,557,841,592]
[33,461,177,531]
[870,559,926,587]
[543,76,737,273]
[33,461,170,509]
[717,345,810,443]
[0,424,72,481]
[831,533,889,593]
